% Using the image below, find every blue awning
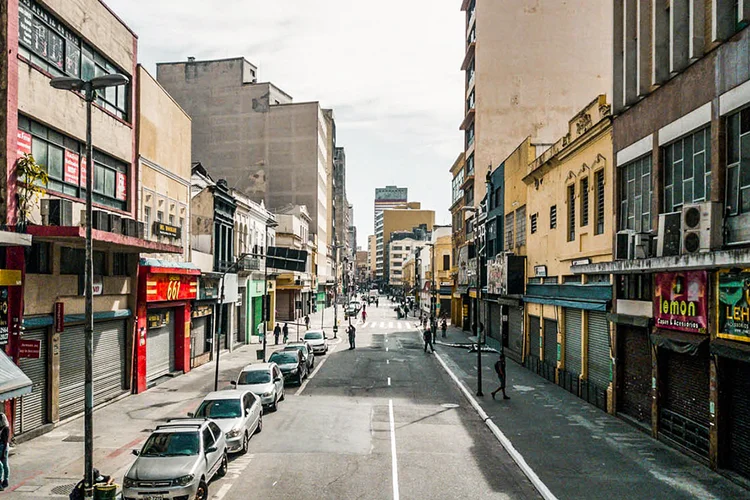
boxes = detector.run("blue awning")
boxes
[523,295,608,311]
[0,350,32,402]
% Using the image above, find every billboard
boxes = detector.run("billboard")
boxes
[653,271,708,334]
[718,269,750,342]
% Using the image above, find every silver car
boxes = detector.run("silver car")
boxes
[234,362,285,411]
[284,341,315,371]
[303,330,328,355]
[190,390,262,454]
[122,419,227,500]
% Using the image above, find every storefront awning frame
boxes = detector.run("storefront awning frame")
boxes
[0,350,32,402]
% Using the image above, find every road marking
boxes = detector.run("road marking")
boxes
[389,399,400,500]
[386,347,389,352]
[297,348,333,395]
[388,377,391,386]
[387,359,390,365]
[388,321,394,328]
[212,483,233,499]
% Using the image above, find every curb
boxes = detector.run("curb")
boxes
[433,348,558,500]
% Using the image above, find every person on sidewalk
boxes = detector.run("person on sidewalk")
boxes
[304,314,310,330]
[282,323,289,343]
[376,298,379,307]
[491,353,511,400]
[441,318,447,338]
[362,309,367,322]
[423,327,435,353]
[347,324,357,349]
[0,413,9,489]
[273,324,281,344]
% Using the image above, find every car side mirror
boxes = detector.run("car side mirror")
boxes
[187,412,194,418]
[230,381,237,387]
[132,449,140,456]
[206,446,218,454]
[245,408,251,416]
[274,377,282,382]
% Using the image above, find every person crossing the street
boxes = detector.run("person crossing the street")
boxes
[362,309,367,322]
[347,323,357,349]
[273,324,281,345]
[423,325,435,353]
[491,353,511,400]
[304,314,310,330]
[282,323,289,343]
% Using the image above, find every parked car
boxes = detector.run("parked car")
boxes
[268,349,307,384]
[284,341,314,371]
[122,418,227,500]
[190,390,262,455]
[234,362,285,411]
[303,330,328,354]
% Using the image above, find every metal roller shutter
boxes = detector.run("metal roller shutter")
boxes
[564,308,582,375]
[14,328,48,434]
[587,311,611,388]
[276,292,292,321]
[723,359,750,479]
[507,307,523,361]
[147,312,175,382]
[542,319,558,381]
[618,325,651,424]
[487,303,502,342]
[528,315,540,363]
[191,317,208,356]
[59,324,86,420]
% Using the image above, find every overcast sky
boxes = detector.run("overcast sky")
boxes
[106,0,465,248]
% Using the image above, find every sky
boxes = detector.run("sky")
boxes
[105,0,466,249]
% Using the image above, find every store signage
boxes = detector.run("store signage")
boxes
[199,277,219,300]
[534,265,547,278]
[192,305,212,318]
[64,150,79,185]
[19,339,41,359]
[718,269,750,342]
[80,156,87,186]
[147,310,170,328]
[653,271,708,334]
[153,222,181,239]
[17,130,31,157]
[54,302,64,333]
[146,273,198,302]
[572,258,591,266]
[79,275,103,296]
[116,172,127,201]
[0,287,8,346]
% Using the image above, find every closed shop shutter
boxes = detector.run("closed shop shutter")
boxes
[487,303,502,342]
[564,308,582,375]
[507,307,523,361]
[722,358,750,479]
[618,325,651,425]
[147,311,175,382]
[60,320,126,420]
[659,349,710,458]
[276,292,292,321]
[527,315,541,373]
[542,319,558,382]
[14,328,48,434]
[587,311,611,388]
[191,316,209,356]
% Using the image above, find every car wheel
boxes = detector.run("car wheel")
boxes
[241,431,249,454]
[216,452,228,478]
[195,479,208,500]
[270,399,278,412]
[255,414,263,434]
[279,389,285,401]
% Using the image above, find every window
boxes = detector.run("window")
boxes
[202,428,215,449]
[465,124,475,149]
[465,186,474,205]
[528,277,543,285]
[26,242,51,274]
[60,247,105,275]
[550,205,557,229]
[17,0,130,120]
[542,276,558,284]
[663,127,711,213]
[587,274,611,284]
[144,206,151,239]
[567,184,576,241]
[169,214,175,225]
[466,154,475,176]
[530,213,538,234]
[443,254,450,270]
[726,108,750,216]
[563,275,582,284]
[157,211,163,222]
[580,177,589,227]
[505,213,514,250]
[595,170,605,235]
[619,155,652,232]
[113,252,128,276]
[515,206,526,246]
[617,274,652,301]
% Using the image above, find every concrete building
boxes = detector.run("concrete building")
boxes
[449,153,467,328]
[388,237,418,288]
[374,186,408,280]
[156,57,333,287]
[368,234,377,281]
[458,0,612,207]
[355,250,368,284]
[273,204,314,322]
[427,226,453,318]
[382,205,435,291]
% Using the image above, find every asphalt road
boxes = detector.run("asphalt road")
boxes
[213,302,539,500]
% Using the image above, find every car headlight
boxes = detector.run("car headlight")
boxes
[123,477,136,488]
[226,428,242,439]
[262,391,273,397]
[290,368,298,374]
[172,474,194,487]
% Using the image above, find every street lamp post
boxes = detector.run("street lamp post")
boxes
[462,206,483,397]
[426,242,436,329]
[262,218,278,362]
[50,74,128,499]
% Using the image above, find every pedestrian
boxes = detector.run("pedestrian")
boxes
[491,353,511,400]
[273,324,281,345]
[282,323,289,343]
[362,309,367,322]
[423,327,435,353]
[304,314,310,330]
[347,324,357,349]
[363,303,367,312]
[0,413,8,489]
[376,298,379,308]
[441,318,447,338]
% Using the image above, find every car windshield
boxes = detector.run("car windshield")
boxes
[238,370,271,384]
[194,399,242,419]
[284,345,306,354]
[269,352,297,364]
[304,332,323,340]
[141,431,200,457]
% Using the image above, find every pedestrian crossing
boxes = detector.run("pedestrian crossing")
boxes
[358,321,418,330]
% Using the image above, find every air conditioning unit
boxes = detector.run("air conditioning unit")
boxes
[81,210,110,231]
[633,233,654,259]
[615,230,635,260]
[40,198,73,226]
[108,214,122,234]
[657,212,682,257]
[122,219,145,239]
[681,202,723,254]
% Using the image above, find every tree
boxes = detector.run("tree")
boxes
[16,153,49,226]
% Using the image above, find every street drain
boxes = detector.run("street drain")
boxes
[440,403,460,409]
[51,483,77,495]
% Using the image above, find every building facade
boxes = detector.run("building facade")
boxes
[382,204,435,290]
[374,186,408,281]
[273,205,314,322]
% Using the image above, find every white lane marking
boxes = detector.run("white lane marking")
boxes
[386,347,389,352]
[387,359,390,365]
[380,321,386,328]
[389,399,400,500]
[388,377,391,386]
[433,351,558,500]
[212,483,232,499]
[297,348,333,395]
[388,321,394,328]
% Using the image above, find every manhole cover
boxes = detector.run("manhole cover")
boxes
[441,403,460,409]
[62,435,84,442]
[51,483,77,495]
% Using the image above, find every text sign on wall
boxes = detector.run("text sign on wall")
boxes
[146,273,198,302]
[54,302,64,333]
[718,269,750,342]
[19,339,41,359]
[17,130,31,157]
[653,271,708,334]
[0,287,8,346]
[64,150,79,185]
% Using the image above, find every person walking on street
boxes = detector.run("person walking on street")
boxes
[304,314,310,330]
[376,298,379,307]
[273,324,281,345]
[0,413,10,489]
[423,327,435,353]
[282,323,289,343]
[491,353,510,400]
[347,324,357,349]
[441,318,447,338]
[362,309,367,322]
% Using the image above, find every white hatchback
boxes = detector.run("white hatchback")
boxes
[190,390,262,454]
[303,330,328,355]
[233,362,285,411]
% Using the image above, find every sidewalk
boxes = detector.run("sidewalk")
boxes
[5,343,263,497]
[434,325,747,500]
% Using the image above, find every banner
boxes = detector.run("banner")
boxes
[653,271,708,334]
[718,269,750,342]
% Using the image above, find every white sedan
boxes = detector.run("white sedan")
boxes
[190,389,262,454]
[303,330,328,354]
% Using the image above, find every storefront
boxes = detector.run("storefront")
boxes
[134,260,199,393]
[616,322,652,426]
[246,279,265,340]
[190,304,212,368]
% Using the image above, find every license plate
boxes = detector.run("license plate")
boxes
[143,496,164,500]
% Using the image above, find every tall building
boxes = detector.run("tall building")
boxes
[368,234,377,280]
[156,57,334,285]
[382,206,435,287]
[374,186,408,280]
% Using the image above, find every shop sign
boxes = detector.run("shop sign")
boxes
[64,150,79,185]
[487,258,506,295]
[148,310,170,328]
[534,265,547,278]
[653,271,708,334]
[19,339,41,359]
[192,305,212,318]
[199,277,219,300]
[717,269,750,342]
[17,130,31,157]
[78,275,103,296]
[146,273,198,302]
[0,287,8,346]
[153,222,181,239]
[54,302,64,333]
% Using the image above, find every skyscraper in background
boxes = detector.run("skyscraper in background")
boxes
[374,186,408,281]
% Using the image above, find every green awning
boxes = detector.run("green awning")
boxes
[0,350,32,402]
[650,329,708,356]
[523,295,608,311]
[710,339,750,363]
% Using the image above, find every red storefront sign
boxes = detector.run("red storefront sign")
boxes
[54,301,64,333]
[19,339,41,359]
[653,271,708,334]
[146,273,198,302]
[116,171,127,201]
[17,130,31,157]
[64,150,80,185]
[80,156,87,186]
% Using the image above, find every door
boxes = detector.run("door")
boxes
[542,319,558,382]
[586,311,611,388]
[564,308,582,376]
[273,365,283,396]
[617,325,651,425]
[252,297,263,336]
[191,316,209,357]
[15,328,48,434]
[203,427,221,476]
[527,315,541,372]
[507,307,523,362]
[146,310,175,382]
[721,358,750,480]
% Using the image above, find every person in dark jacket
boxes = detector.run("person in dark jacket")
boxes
[0,413,9,489]
[347,324,356,349]
[491,353,510,400]
[423,327,435,353]
[273,324,281,344]
[282,323,289,343]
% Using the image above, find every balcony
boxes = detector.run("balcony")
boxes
[461,42,476,72]
[460,108,475,131]
[460,170,475,191]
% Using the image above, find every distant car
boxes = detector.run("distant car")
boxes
[122,418,227,500]
[234,362,285,411]
[268,349,307,384]
[190,390,262,455]
[303,330,328,355]
[284,341,314,371]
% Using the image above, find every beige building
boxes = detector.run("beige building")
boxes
[388,237,418,287]
[368,234,377,280]
[382,204,435,286]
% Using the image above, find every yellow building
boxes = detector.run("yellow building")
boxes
[382,204,435,289]
[425,227,453,318]
[522,95,614,412]
[449,153,466,328]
